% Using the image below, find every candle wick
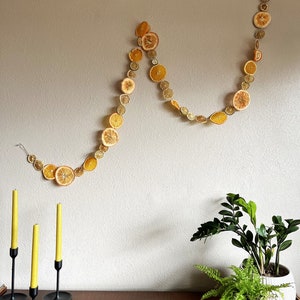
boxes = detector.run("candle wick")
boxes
[15,143,30,156]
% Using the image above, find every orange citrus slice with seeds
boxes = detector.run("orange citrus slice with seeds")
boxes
[244,60,257,75]
[83,156,97,171]
[253,12,271,29]
[135,21,151,37]
[101,128,119,147]
[55,166,75,186]
[232,90,251,111]
[129,48,143,62]
[209,111,227,125]
[141,32,159,51]
[42,164,57,180]
[149,64,167,82]
[121,78,135,94]
[109,113,123,129]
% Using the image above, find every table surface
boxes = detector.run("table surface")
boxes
[2,290,219,300]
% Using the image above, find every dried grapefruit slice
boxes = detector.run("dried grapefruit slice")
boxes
[232,90,251,111]
[253,12,271,29]
[42,164,57,180]
[135,21,151,37]
[149,64,166,82]
[141,32,159,51]
[55,166,75,186]
[83,156,97,171]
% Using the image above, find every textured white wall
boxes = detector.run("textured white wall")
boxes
[1,0,300,293]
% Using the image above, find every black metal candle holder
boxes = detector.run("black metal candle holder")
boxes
[29,287,38,300]
[43,261,72,300]
[0,248,28,300]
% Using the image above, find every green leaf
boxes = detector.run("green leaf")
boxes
[219,210,233,216]
[279,240,292,251]
[221,202,233,210]
[232,238,243,248]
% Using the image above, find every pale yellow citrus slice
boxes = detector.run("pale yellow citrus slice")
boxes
[101,128,119,147]
[244,60,257,75]
[109,113,123,129]
[42,164,57,180]
[141,32,159,51]
[55,166,75,186]
[129,48,143,62]
[121,78,135,94]
[253,12,271,29]
[232,90,251,111]
[149,64,167,82]
[135,21,151,37]
[209,111,227,125]
[83,156,97,171]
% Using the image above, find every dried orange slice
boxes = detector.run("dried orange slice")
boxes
[74,166,84,177]
[253,49,262,62]
[244,60,257,75]
[129,48,143,62]
[121,78,135,94]
[170,100,180,110]
[141,32,159,51]
[109,113,123,129]
[209,111,227,125]
[232,90,251,111]
[135,21,151,37]
[83,156,97,171]
[149,64,166,82]
[101,128,119,147]
[42,164,57,180]
[55,166,75,186]
[253,12,271,29]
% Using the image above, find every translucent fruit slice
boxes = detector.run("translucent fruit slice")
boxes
[135,21,151,37]
[101,128,119,147]
[141,32,159,51]
[42,164,57,180]
[209,111,227,125]
[83,156,97,171]
[149,64,167,82]
[253,12,271,29]
[232,90,251,111]
[244,60,257,75]
[109,113,123,129]
[121,78,135,94]
[129,48,143,62]
[55,166,75,186]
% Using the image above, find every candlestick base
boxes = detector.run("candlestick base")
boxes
[43,291,72,300]
[0,292,28,299]
[29,287,38,300]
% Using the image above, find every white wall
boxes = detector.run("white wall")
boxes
[1,0,300,293]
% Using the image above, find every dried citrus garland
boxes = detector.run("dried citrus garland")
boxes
[136,0,271,125]
[18,46,139,186]
[18,0,271,186]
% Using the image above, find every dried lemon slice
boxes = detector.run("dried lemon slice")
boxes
[135,21,151,37]
[121,78,135,94]
[129,48,143,62]
[101,128,119,147]
[83,156,97,171]
[141,32,159,51]
[55,166,75,186]
[232,90,251,111]
[209,112,227,125]
[42,164,57,180]
[244,60,257,75]
[109,113,123,129]
[149,64,167,82]
[253,12,271,29]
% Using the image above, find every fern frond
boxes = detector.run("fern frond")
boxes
[195,264,223,284]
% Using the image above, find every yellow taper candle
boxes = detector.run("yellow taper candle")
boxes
[11,190,18,249]
[55,203,62,262]
[30,224,39,289]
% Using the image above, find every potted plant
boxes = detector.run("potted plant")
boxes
[195,258,289,300]
[191,193,300,299]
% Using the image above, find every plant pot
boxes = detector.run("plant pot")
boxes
[261,264,296,300]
